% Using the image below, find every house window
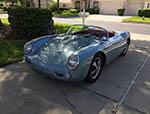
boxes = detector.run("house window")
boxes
[93,1,99,9]
[75,1,80,9]
[147,3,150,8]
[63,3,66,8]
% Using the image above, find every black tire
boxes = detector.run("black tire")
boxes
[120,39,130,56]
[85,53,103,83]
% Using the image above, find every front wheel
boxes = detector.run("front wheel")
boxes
[85,54,103,83]
[120,39,130,56]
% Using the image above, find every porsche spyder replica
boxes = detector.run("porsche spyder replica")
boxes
[24,24,130,83]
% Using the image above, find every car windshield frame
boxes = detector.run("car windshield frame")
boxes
[66,24,108,38]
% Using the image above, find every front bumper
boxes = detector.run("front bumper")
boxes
[25,56,88,81]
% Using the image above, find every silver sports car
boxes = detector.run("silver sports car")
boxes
[24,24,130,83]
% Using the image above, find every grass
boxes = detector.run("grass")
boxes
[1,18,71,34]
[54,22,71,34]
[0,39,26,67]
[1,18,10,25]
[123,16,150,24]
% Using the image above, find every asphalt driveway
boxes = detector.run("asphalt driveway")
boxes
[0,34,150,114]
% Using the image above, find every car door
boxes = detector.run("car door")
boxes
[104,34,125,63]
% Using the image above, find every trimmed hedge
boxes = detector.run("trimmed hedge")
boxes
[70,9,79,13]
[117,8,125,16]
[7,7,54,38]
[138,8,150,17]
[86,9,100,14]
[54,9,79,18]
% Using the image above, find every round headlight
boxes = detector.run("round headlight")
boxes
[67,54,79,70]
[24,43,32,55]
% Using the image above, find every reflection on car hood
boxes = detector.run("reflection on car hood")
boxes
[32,35,99,65]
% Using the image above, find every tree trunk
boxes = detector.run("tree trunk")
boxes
[38,0,41,8]
[57,0,59,12]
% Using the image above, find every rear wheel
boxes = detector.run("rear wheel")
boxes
[85,53,103,83]
[120,39,130,56]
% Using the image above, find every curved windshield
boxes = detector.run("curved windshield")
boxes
[66,25,108,39]
[66,25,88,35]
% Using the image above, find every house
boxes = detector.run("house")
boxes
[59,0,150,15]
[33,0,52,8]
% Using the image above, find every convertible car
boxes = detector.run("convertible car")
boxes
[24,24,130,83]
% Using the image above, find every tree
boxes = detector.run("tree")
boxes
[38,0,41,8]
[56,0,59,12]
[49,0,57,11]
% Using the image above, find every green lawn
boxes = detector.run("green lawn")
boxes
[0,39,25,67]
[123,16,150,24]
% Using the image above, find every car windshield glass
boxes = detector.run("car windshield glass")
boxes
[66,25,88,35]
[66,25,107,39]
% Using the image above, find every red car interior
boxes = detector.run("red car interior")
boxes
[77,29,115,38]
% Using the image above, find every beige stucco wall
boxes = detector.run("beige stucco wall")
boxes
[144,0,150,8]
[59,0,74,8]
[34,0,52,8]
[58,0,150,15]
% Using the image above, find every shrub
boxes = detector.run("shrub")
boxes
[54,9,79,18]
[49,0,57,12]
[138,8,150,17]
[138,9,143,17]
[86,9,99,14]
[117,8,125,16]
[59,8,69,11]
[70,9,79,13]
[7,7,54,39]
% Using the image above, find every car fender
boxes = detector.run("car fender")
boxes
[26,34,57,56]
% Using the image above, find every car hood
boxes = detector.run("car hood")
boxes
[31,35,100,65]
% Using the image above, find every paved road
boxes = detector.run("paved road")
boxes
[54,18,150,35]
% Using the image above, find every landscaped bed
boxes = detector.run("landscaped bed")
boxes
[0,39,25,67]
[53,9,79,18]
[123,16,150,24]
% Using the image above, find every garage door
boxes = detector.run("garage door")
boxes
[125,2,142,15]
[100,1,123,15]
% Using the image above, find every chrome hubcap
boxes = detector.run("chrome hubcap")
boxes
[90,57,101,79]
[123,42,129,54]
